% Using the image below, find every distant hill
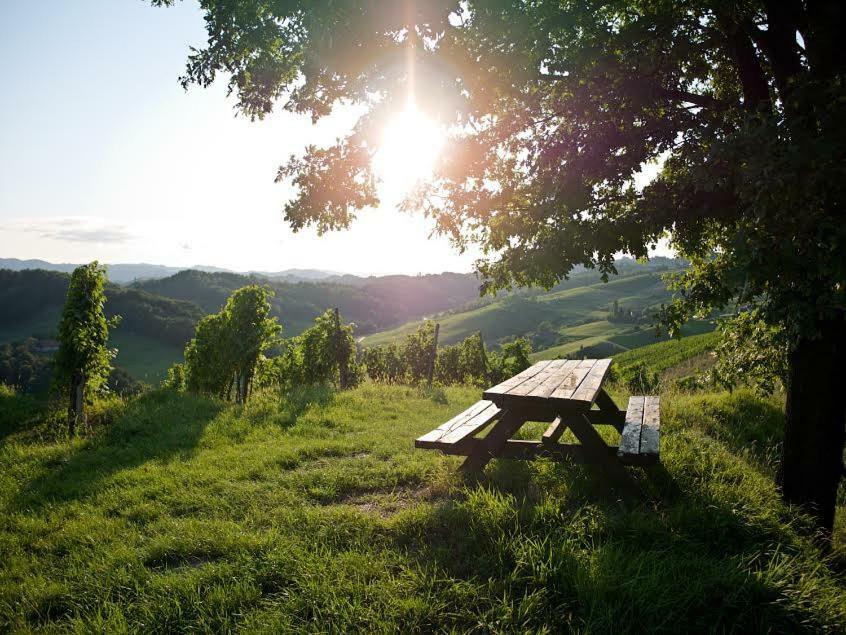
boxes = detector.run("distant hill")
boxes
[0,267,483,379]
[0,269,204,382]
[131,270,482,335]
[0,258,342,285]
[0,256,696,380]
[361,258,713,356]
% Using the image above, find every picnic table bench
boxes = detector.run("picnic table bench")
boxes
[415,359,660,478]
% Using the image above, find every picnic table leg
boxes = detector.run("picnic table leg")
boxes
[594,388,625,432]
[460,409,527,474]
[566,413,636,488]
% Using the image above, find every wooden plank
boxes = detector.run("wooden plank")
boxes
[527,359,581,399]
[460,409,527,473]
[617,396,644,457]
[442,438,617,463]
[541,416,566,445]
[548,359,596,402]
[415,400,500,448]
[570,359,613,404]
[507,359,569,397]
[640,396,660,455]
[482,361,551,400]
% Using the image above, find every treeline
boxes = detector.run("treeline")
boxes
[133,269,482,335]
[164,289,533,403]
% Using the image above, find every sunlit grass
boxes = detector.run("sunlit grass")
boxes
[1,383,844,631]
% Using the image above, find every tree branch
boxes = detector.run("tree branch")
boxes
[657,88,728,110]
[715,12,772,113]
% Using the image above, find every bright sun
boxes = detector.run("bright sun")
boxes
[372,104,445,202]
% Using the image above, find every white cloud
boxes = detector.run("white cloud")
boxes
[9,216,139,244]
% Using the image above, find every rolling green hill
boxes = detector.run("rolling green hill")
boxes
[0,270,202,382]
[132,270,483,336]
[0,257,699,382]
[0,268,482,381]
[362,266,715,357]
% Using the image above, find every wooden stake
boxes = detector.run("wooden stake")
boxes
[427,322,440,386]
[334,307,348,389]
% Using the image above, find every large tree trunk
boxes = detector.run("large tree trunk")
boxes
[778,320,846,535]
[67,370,85,436]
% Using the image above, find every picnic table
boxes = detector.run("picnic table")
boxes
[415,359,660,479]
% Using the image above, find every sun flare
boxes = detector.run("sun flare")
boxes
[372,105,445,201]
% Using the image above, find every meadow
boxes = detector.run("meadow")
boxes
[362,271,715,361]
[2,371,845,631]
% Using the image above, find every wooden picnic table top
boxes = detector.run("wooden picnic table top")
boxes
[482,358,612,411]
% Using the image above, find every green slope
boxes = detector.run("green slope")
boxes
[1,384,843,631]
[0,269,201,382]
[362,269,714,354]
[532,319,715,360]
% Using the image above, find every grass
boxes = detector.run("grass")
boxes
[532,319,715,361]
[109,331,182,384]
[1,381,845,632]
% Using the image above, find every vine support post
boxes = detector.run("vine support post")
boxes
[427,322,440,387]
[334,307,348,389]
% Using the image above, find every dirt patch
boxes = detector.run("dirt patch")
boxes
[144,552,221,572]
[340,484,449,518]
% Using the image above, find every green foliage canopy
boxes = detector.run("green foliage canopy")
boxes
[156,0,845,345]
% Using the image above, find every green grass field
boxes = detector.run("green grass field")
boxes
[360,270,717,364]
[0,310,181,385]
[1,378,844,631]
[109,331,183,384]
[361,271,676,348]
[532,319,715,361]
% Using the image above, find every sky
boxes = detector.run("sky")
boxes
[0,0,479,276]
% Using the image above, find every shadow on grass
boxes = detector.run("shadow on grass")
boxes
[672,391,785,471]
[0,389,46,442]
[391,455,831,632]
[13,390,223,511]
[277,383,335,425]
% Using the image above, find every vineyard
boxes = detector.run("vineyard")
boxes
[612,331,719,375]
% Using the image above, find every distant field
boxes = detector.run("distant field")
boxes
[110,331,182,384]
[360,268,717,361]
[0,307,62,342]
[0,309,180,384]
[361,270,678,349]
[532,319,715,360]
[611,330,720,376]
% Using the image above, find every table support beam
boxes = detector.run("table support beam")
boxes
[460,409,526,474]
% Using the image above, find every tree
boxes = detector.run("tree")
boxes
[489,339,533,385]
[297,308,358,387]
[54,262,117,434]
[184,285,280,402]
[158,2,846,533]
[226,286,282,402]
